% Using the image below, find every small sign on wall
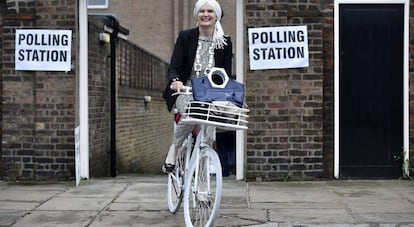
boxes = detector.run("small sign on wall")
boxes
[15,29,72,71]
[248,25,309,70]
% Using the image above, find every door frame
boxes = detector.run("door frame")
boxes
[235,0,245,180]
[334,0,410,178]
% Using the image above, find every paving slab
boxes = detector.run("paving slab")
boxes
[250,202,346,209]
[217,208,268,226]
[59,182,129,198]
[268,207,355,224]
[248,182,338,204]
[221,178,249,209]
[354,212,414,224]
[12,211,96,227]
[90,210,184,227]
[250,224,413,227]
[115,182,167,203]
[0,210,26,226]
[0,201,40,210]
[343,198,414,213]
[0,188,64,202]
[37,197,113,211]
[1,175,414,227]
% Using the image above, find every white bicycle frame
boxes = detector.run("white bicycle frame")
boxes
[183,122,214,201]
[169,78,248,225]
[174,86,218,207]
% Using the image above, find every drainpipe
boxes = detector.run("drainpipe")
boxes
[109,17,119,178]
[88,13,120,177]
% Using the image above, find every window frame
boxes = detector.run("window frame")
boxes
[87,0,108,9]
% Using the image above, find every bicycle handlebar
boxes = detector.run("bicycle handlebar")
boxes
[172,86,192,96]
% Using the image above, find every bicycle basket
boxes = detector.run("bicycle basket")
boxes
[181,101,249,130]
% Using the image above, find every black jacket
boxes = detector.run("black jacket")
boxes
[163,27,233,112]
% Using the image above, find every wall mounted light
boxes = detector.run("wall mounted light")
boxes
[144,95,152,107]
[99,32,110,43]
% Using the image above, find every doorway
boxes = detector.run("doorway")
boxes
[337,3,406,178]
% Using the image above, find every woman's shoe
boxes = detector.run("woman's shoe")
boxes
[162,163,175,173]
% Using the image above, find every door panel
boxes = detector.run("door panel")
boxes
[339,4,403,178]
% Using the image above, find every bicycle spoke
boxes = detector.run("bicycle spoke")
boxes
[184,148,222,227]
[167,144,187,213]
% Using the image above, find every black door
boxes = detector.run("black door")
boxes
[339,4,404,178]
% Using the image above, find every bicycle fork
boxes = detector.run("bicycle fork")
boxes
[192,126,212,203]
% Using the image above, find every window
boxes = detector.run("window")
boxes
[87,0,108,9]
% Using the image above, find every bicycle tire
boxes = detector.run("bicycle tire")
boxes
[167,144,186,213]
[183,146,223,227]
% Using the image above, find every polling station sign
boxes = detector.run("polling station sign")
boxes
[15,29,72,71]
[248,26,309,70]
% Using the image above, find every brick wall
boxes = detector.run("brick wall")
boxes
[117,90,173,174]
[1,0,173,179]
[322,0,334,178]
[88,18,111,177]
[1,0,77,180]
[116,39,172,174]
[245,0,324,181]
[87,18,173,176]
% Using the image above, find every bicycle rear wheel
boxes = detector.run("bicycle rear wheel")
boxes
[167,145,186,213]
[183,147,223,227]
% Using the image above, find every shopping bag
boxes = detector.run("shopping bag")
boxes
[191,73,244,107]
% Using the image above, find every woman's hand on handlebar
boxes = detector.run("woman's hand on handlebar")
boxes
[170,83,192,96]
[170,81,184,92]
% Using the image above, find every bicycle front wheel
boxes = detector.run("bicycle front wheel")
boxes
[183,147,223,227]
[167,146,186,213]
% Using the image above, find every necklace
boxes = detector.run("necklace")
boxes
[194,38,215,77]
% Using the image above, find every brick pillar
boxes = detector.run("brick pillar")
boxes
[1,0,77,180]
[322,0,334,178]
[245,1,324,181]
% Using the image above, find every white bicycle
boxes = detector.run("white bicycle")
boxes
[167,87,249,227]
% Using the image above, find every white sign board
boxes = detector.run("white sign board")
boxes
[15,29,72,71]
[248,26,309,70]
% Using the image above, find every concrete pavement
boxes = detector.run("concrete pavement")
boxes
[0,174,414,226]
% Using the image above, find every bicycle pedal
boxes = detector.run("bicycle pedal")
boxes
[162,163,175,173]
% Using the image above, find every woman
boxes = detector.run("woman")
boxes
[162,0,233,173]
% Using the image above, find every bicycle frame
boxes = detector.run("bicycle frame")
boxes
[168,82,246,226]
[185,124,214,197]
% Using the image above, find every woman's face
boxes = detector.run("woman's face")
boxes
[197,3,217,28]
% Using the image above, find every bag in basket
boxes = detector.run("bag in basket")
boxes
[191,76,244,107]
